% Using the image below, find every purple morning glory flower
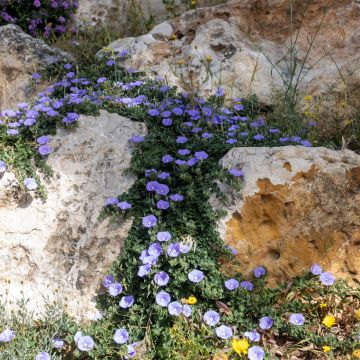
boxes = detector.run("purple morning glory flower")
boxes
[170,193,184,202]
[157,231,171,242]
[225,279,239,291]
[148,243,162,257]
[154,271,170,286]
[138,264,151,277]
[194,151,208,160]
[127,343,137,357]
[102,274,114,288]
[162,118,172,126]
[105,197,118,206]
[248,346,265,360]
[97,77,107,84]
[157,200,170,210]
[117,201,132,210]
[253,134,265,141]
[0,329,15,342]
[244,331,260,342]
[146,181,159,192]
[240,281,254,291]
[215,87,225,97]
[38,144,52,156]
[52,338,64,348]
[155,184,169,195]
[173,107,184,115]
[280,137,289,142]
[119,295,135,308]
[168,301,183,316]
[24,177,37,191]
[234,104,244,111]
[202,132,213,139]
[108,282,123,296]
[148,109,160,117]
[32,73,41,80]
[114,329,128,344]
[36,136,49,145]
[167,243,180,257]
[310,263,323,275]
[188,270,204,283]
[156,291,171,307]
[145,169,157,177]
[228,168,244,177]
[289,313,305,326]
[162,154,174,164]
[77,335,95,351]
[301,140,312,147]
[203,310,220,326]
[320,272,335,286]
[0,160,6,173]
[35,352,50,360]
[129,135,144,143]
[24,118,36,126]
[63,112,79,123]
[226,138,237,144]
[158,172,170,180]
[175,159,187,166]
[64,63,72,70]
[178,149,191,156]
[215,325,233,339]
[269,128,280,133]
[179,244,190,253]
[253,266,266,278]
[183,304,192,317]
[142,215,157,228]
[259,316,273,330]
[176,136,188,144]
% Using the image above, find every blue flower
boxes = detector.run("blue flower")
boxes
[170,193,184,202]
[248,346,265,360]
[289,313,305,326]
[156,200,170,210]
[117,201,132,210]
[182,304,192,317]
[259,316,273,330]
[176,136,188,144]
[244,331,260,342]
[228,168,244,177]
[0,160,6,173]
[148,109,160,117]
[142,215,157,228]
[224,279,239,290]
[138,264,151,277]
[253,266,266,278]
[35,352,50,360]
[203,310,220,326]
[155,184,169,196]
[240,281,253,291]
[194,151,208,160]
[156,291,171,307]
[114,329,128,344]
[52,338,64,348]
[0,329,15,342]
[320,272,335,286]
[24,178,37,191]
[162,154,174,164]
[154,271,170,286]
[102,274,114,288]
[188,270,204,283]
[77,335,95,351]
[158,172,170,180]
[119,295,135,308]
[168,301,183,316]
[105,197,118,206]
[156,231,171,242]
[215,325,232,339]
[108,282,123,296]
[310,263,323,275]
[167,243,180,257]
[148,243,163,257]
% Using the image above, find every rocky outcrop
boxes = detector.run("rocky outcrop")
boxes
[0,110,146,319]
[214,146,360,285]
[0,24,71,110]
[104,0,360,104]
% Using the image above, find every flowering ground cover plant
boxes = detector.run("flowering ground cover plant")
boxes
[0,51,360,359]
[0,0,78,37]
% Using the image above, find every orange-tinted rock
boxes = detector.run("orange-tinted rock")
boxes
[216,146,360,285]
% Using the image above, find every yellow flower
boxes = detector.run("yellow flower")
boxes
[181,296,197,305]
[353,349,360,358]
[323,346,331,353]
[205,55,212,62]
[187,296,197,305]
[319,302,327,308]
[232,338,249,355]
[177,59,185,66]
[171,34,177,40]
[304,95,312,102]
[322,315,336,328]
[354,309,360,321]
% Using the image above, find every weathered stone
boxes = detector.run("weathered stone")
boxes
[103,0,360,105]
[0,24,72,110]
[214,146,360,285]
[0,110,146,319]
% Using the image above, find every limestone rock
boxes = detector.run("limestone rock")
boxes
[0,110,147,319]
[103,0,360,105]
[215,146,360,285]
[0,24,72,110]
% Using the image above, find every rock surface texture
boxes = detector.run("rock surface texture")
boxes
[0,110,146,319]
[105,0,360,104]
[215,146,360,285]
[0,24,71,110]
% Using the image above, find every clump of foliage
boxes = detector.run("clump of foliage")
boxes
[0,0,78,37]
[0,49,359,360]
